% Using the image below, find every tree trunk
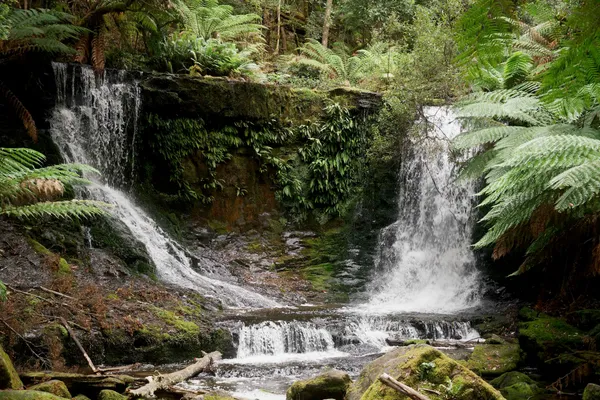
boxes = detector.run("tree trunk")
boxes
[275,0,282,54]
[321,0,333,47]
[129,351,221,398]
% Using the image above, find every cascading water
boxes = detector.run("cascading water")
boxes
[236,321,336,359]
[359,106,481,314]
[49,63,279,308]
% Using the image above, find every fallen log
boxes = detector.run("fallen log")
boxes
[379,373,432,400]
[129,351,221,398]
[60,317,99,374]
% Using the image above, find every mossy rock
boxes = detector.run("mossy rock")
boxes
[466,342,521,376]
[27,380,71,399]
[490,372,543,400]
[98,389,127,400]
[490,372,535,389]
[518,312,583,369]
[0,390,65,400]
[73,396,91,400]
[584,383,600,400]
[0,346,23,389]
[286,369,351,400]
[346,344,505,400]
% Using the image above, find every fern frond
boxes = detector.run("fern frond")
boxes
[0,200,108,220]
[0,81,37,141]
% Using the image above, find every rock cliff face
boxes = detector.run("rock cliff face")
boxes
[136,73,382,230]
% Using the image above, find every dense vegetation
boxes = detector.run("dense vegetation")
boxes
[1,0,600,304]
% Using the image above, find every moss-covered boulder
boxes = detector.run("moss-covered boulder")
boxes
[466,339,521,376]
[0,346,23,389]
[490,372,543,400]
[286,370,351,400]
[518,309,584,370]
[0,390,65,400]
[346,344,505,400]
[98,389,127,400]
[584,383,600,400]
[27,380,71,399]
[72,395,91,400]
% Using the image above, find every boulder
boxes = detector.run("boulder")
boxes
[490,372,543,400]
[98,389,128,400]
[27,380,71,399]
[0,346,23,389]
[346,344,505,400]
[287,370,351,400]
[73,396,92,400]
[466,338,521,376]
[0,390,65,400]
[518,311,584,372]
[584,383,600,400]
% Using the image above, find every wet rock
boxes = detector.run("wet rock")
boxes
[466,338,521,376]
[490,372,543,400]
[584,383,600,400]
[28,380,71,399]
[0,391,65,400]
[346,344,504,400]
[287,369,351,400]
[0,345,23,389]
[98,390,127,400]
[517,308,584,372]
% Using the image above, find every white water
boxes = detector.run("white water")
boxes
[360,107,481,314]
[237,321,336,358]
[49,63,279,308]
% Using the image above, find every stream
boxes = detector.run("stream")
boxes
[49,63,484,400]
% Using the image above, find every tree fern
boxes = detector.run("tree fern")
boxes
[0,148,107,220]
[174,0,263,44]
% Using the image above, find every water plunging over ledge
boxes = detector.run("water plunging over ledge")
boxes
[49,63,279,309]
[356,106,482,314]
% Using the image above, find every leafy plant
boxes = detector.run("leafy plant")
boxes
[175,0,263,45]
[418,361,436,380]
[0,147,107,220]
[0,6,85,140]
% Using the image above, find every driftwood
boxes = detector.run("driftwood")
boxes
[384,338,474,348]
[59,317,99,374]
[379,373,432,400]
[129,351,222,398]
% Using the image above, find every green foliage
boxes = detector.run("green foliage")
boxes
[175,0,263,44]
[454,0,600,277]
[153,34,257,76]
[0,147,107,221]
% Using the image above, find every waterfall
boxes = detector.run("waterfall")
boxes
[236,321,336,358]
[49,63,279,309]
[231,317,478,359]
[361,106,481,314]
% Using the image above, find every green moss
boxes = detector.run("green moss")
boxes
[106,293,119,301]
[28,380,71,399]
[287,370,351,400]
[97,390,127,400]
[151,307,200,335]
[0,345,23,390]
[27,238,53,256]
[518,313,583,366]
[207,219,229,234]
[0,391,66,400]
[57,258,71,275]
[73,396,91,400]
[466,342,521,376]
[347,345,504,400]
[584,383,600,400]
[44,323,68,338]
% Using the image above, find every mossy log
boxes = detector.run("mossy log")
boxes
[128,351,221,398]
